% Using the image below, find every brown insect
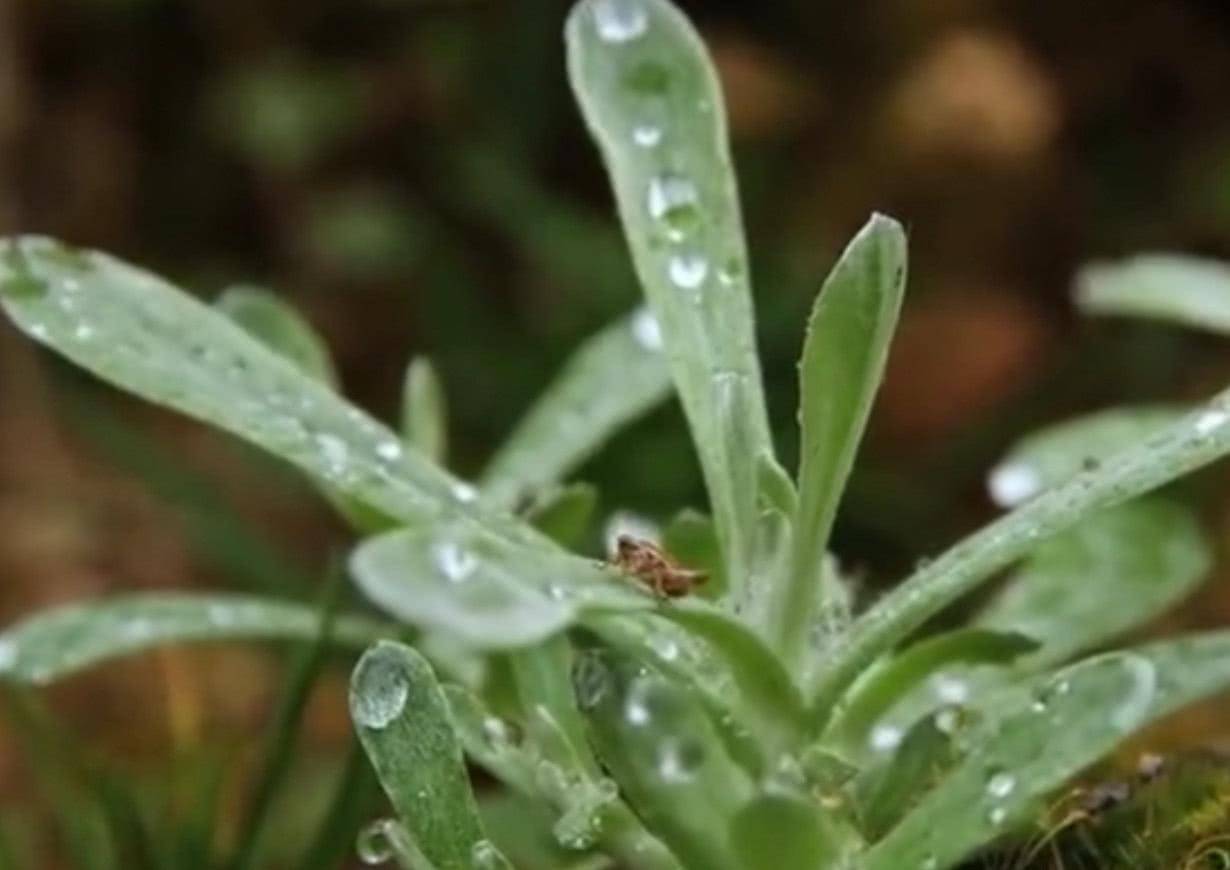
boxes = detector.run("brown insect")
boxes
[610,535,707,599]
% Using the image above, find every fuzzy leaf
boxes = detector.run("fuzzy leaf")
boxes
[1076,253,1230,334]
[567,0,775,592]
[481,309,672,507]
[0,593,394,685]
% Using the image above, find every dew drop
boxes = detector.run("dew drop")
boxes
[547,583,568,601]
[482,716,512,748]
[1194,407,1230,437]
[452,481,479,503]
[716,260,743,286]
[376,440,403,462]
[592,0,648,43]
[934,706,962,735]
[632,124,662,148]
[471,839,513,869]
[869,724,904,753]
[987,462,1042,508]
[655,738,703,783]
[986,770,1016,799]
[646,173,700,238]
[434,541,478,582]
[74,323,95,341]
[933,673,970,704]
[988,805,1008,826]
[356,818,401,865]
[631,308,664,351]
[350,645,410,730]
[624,681,653,727]
[315,433,349,473]
[668,253,710,289]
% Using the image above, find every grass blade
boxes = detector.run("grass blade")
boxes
[0,593,395,685]
[809,394,1230,729]
[774,214,906,663]
[402,356,448,466]
[481,309,671,507]
[566,0,775,591]
[1076,253,1230,334]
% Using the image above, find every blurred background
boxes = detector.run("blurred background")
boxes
[2,0,1230,865]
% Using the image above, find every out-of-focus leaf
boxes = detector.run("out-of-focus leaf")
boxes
[567,0,776,593]
[215,285,336,386]
[0,593,394,686]
[402,356,448,466]
[1076,253,1230,334]
[777,215,906,662]
[729,794,834,870]
[525,483,599,549]
[852,715,956,841]
[987,406,1188,508]
[661,509,725,599]
[0,237,539,548]
[481,309,671,507]
[827,629,1038,752]
[350,641,500,870]
[809,395,1230,729]
[978,498,1210,667]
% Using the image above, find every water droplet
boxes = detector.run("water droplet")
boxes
[572,651,613,711]
[315,433,349,473]
[655,738,703,783]
[482,716,512,748]
[668,253,710,290]
[376,440,403,462]
[933,673,970,704]
[73,323,94,341]
[650,635,679,661]
[356,819,401,865]
[452,481,479,503]
[986,770,1016,799]
[350,645,410,730]
[632,124,662,148]
[547,583,568,601]
[592,0,648,43]
[869,724,904,752]
[624,679,653,726]
[1194,407,1230,437]
[646,173,700,239]
[470,839,513,869]
[434,541,478,582]
[988,805,1008,826]
[716,259,743,286]
[631,308,664,351]
[987,462,1042,508]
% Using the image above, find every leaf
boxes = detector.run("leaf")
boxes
[0,237,533,546]
[566,0,776,593]
[987,406,1188,508]
[481,308,672,507]
[1076,253,1230,335]
[852,715,956,841]
[661,509,726,599]
[827,629,1038,752]
[0,593,395,685]
[402,356,448,466]
[215,285,337,386]
[350,641,496,870]
[808,395,1230,728]
[729,794,833,870]
[525,483,599,549]
[776,215,907,662]
[978,498,1210,667]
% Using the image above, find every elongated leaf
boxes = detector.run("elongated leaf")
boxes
[481,309,671,507]
[827,629,1037,752]
[525,483,599,548]
[978,498,1210,666]
[215,285,337,386]
[0,593,394,685]
[567,0,775,591]
[853,714,956,841]
[775,215,907,662]
[0,237,535,547]
[402,356,448,466]
[809,395,1230,727]
[1076,253,1230,334]
[350,641,495,870]
[987,406,1187,508]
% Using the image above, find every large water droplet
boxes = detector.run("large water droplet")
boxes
[572,651,613,711]
[668,253,710,290]
[470,839,513,869]
[631,308,663,351]
[655,738,704,783]
[632,124,662,148]
[646,174,701,239]
[987,462,1042,508]
[624,678,654,727]
[592,0,648,43]
[434,541,478,583]
[987,805,1008,826]
[350,645,410,730]
[985,769,1016,799]
[73,323,95,341]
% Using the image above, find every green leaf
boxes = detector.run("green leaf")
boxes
[481,309,672,507]
[402,356,448,466]
[978,498,1210,667]
[0,237,532,546]
[729,794,833,870]
[525,483,599,549]
[567,0,775,592]
[0,593,395,685]
[988,406,1188,508]
[661,509,725,599]
[808,395,1230,729]
[852,714,956,842]
[1076,253,1230,335]
[827,629,1038,752]
[215,285,337,386]
[350,641,495,870]
[776,215,906,662]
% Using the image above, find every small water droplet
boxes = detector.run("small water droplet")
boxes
[933,673,970,704]
[934,706,962,735]
[434,541,478,582]
[592,0,648,43]
[350,644,410,730]
[452,481,479,503]
[632,124,662,147]
[631,308,664,351]
[668,253,710,289]
[376,440,403,462]
[1194,407,1230,437]
[73,323,95,341]
[356,819,398,864]
[988,805,1008,826]
[987,462,1042,508]
[547,583,568,601]
[470,839,513,869]
[572,651,613,711]
[646,173,700,239]
[986,770,1016,799]
[655,738,703,783]
[482,716,512,748]
[869,724,904,752]
[315,433,349,473]
[624,681,653,726]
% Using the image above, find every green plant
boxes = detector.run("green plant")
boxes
[4,1,1230,868]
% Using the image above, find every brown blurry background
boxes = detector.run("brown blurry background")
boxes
[2,0,1230,865]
